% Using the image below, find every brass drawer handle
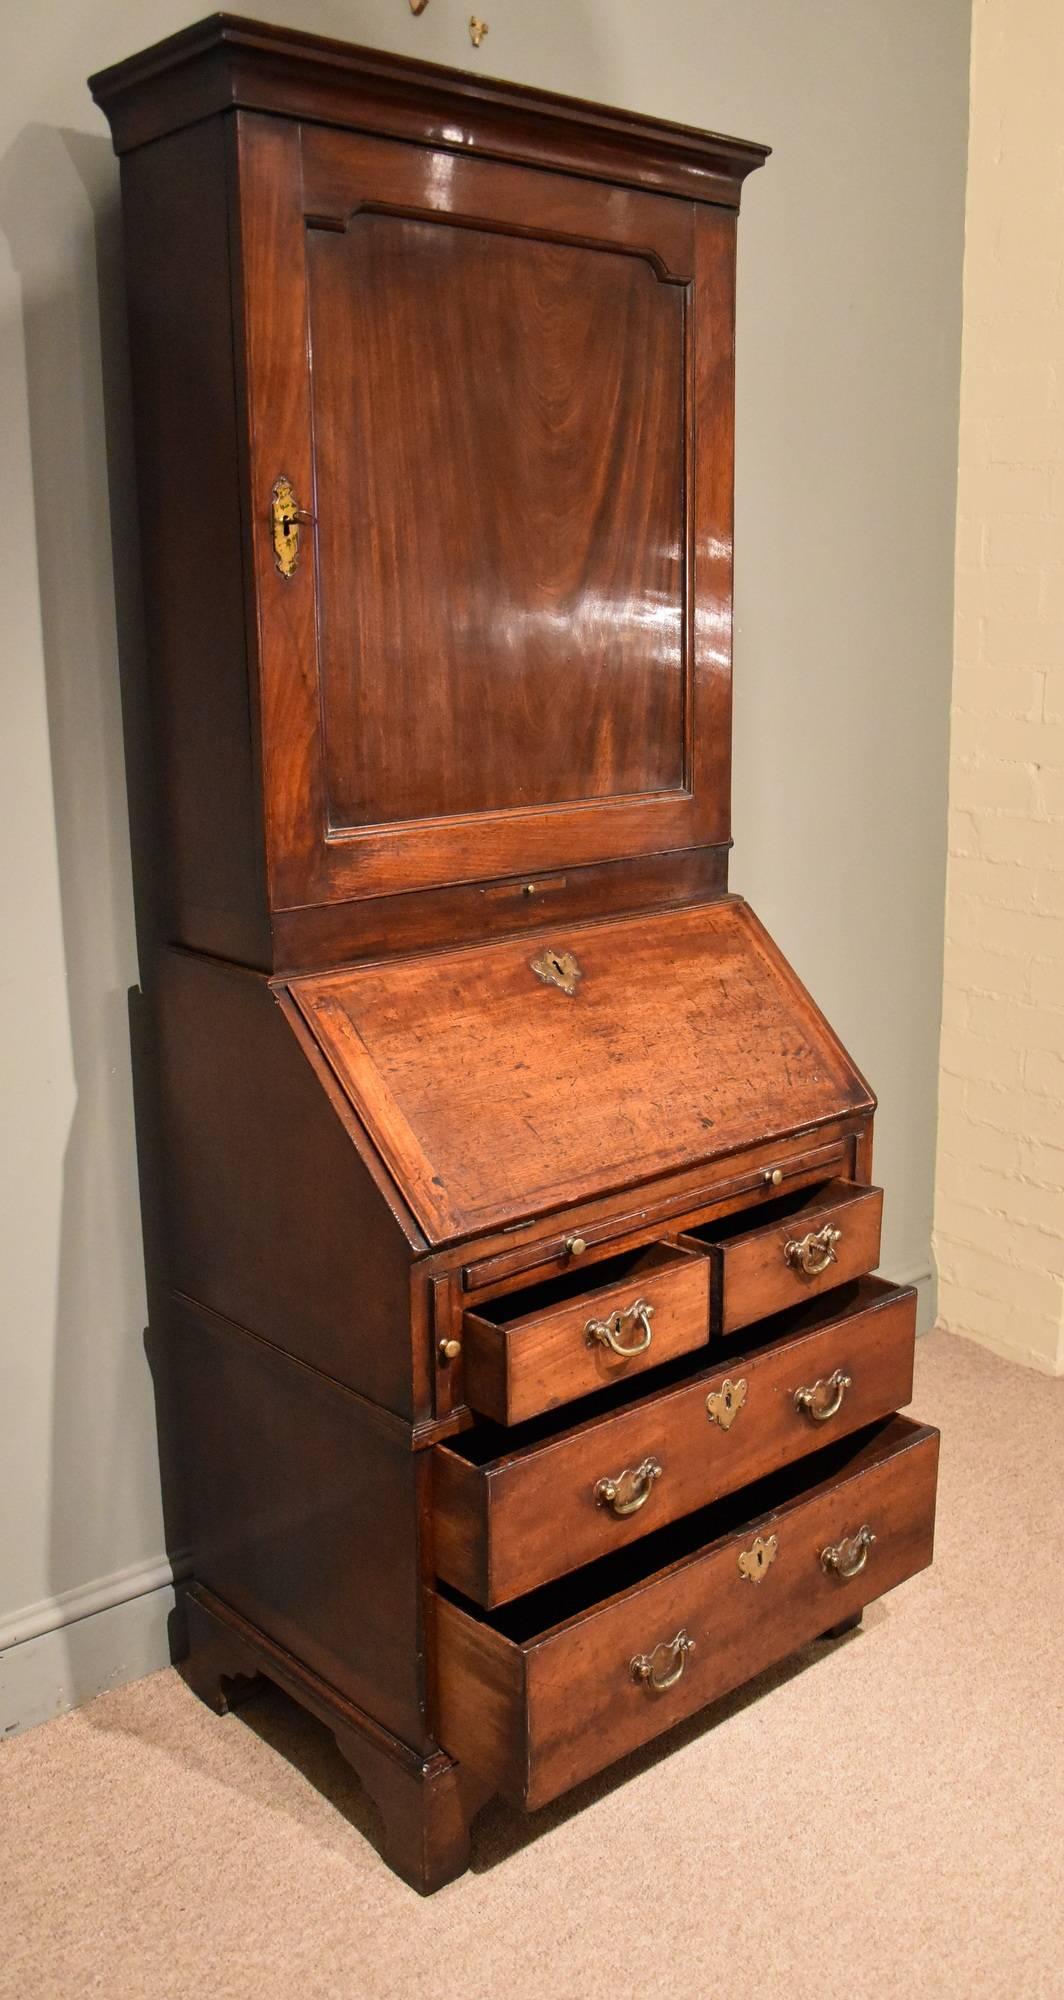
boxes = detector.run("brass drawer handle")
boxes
[794,1368,852,1423]
[594,1456,663,1518]
[586,1297,654,1358]
[706,1376,747,1431]
[630,1628,695,1693]
[821,1524,876,1580]
[784,1222,841,1277]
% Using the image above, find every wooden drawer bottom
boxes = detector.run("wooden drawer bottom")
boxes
[435,1415,938,1809]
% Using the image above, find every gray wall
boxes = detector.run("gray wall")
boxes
[0,0,970,1727]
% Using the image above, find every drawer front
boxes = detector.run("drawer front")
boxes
[459,1136,852,1298]
[461,1242,709,1425]
[435,1415,939,1808]
[696,1180,884,1336]
[435,1277,916,1606]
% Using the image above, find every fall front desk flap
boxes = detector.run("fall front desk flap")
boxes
[285,898,874,1246]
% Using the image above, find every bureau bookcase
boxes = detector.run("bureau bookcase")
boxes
[91,15,939,1893]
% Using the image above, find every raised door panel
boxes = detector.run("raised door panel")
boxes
[237,114,736,910]
[309,214,685,825]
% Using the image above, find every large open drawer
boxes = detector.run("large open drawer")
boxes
[434,1415,938,1809]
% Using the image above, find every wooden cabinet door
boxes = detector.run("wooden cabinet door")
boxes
[237,112,737,911]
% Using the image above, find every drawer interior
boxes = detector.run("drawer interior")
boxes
[469,1239,700,1331]
[439,1413,922,1645]
[683,1176,850,1246]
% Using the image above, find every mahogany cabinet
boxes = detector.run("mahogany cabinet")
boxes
[91,15,938,1893]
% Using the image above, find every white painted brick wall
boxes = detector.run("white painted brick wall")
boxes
[935,0,1064,1374]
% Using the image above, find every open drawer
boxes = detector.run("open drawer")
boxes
[682,1177,883,1336]
[461,1240,709,1424]
[435,1277,917,1607]
[435,1415,938,1809]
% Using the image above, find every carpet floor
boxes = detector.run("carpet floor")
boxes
[2,1328,1062,2000]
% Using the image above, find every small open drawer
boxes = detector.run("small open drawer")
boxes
[682,1178,883,1337]
[435,1414,939,1810]
[461,1241,710,1425]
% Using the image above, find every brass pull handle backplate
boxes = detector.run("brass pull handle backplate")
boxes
[706,1376,748,1431]
[630,1628,695,1693]
[794,1368,852,1423]
[595,1457,663,1518]
[738,1532,779,1583]
[784,1221,842,1277]
[821,1524,876,1580]
[586,1298,654,1358]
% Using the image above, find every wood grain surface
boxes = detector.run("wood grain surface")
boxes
[685,1178,885,1335]
[461,1242,710,1426]
[434,1277,917,1605]
[435,1416,939,1806]
[309,210,685,827]
[288,899,874,1243]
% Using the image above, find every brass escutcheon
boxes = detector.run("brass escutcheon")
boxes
[630,1628,695,1693]
[738,1532,778,1583]
[594,1457,663,1519]
[784,1221,842,1277]
[794,1367,852,1423]
[270,475,314,579]
[706,1376,748,1432]
[531,947,582,996]
[821,1523,876,1581]
[586,1298,654,1358]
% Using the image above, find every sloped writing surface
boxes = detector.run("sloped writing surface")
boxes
[287,899,874,1245]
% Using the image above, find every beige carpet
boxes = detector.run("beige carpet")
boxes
[2,1329,1063,2000]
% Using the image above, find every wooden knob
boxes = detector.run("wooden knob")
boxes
[438,1338,462,1362]
[765,1168,783,1187]
[565,1235,588,1258]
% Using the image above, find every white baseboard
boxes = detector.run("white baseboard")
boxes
[0,1551,189,1741]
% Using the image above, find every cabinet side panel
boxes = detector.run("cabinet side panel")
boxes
[157,949,420,1417]
[174,1296,431,1751]
[121,117,269,965]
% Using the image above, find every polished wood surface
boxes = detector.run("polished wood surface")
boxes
[435,1417,940,1808]
[174,1296,430,1748]
[434,1278,917,1606]
[454,1135,855,1298]
[288,899,874,1243]
[91,20,761,969]
[462,1242,710,1426]
[90,13,770,205]
[182,1586,488,1895]
[118,118,270,966]
[685,1177,885,1335]
[308,181,686,826]
[157,948,425,1415]
[240,114,739,911]
[93,18,932,1897]
[271,846,730,973]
